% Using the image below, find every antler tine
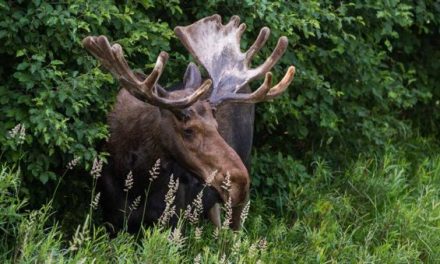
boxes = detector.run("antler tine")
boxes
[83,35,211,110]
[248,36,289,81]
[264,66,295,100]
[213,72,273,104]
[215,66,296,105]
[83,35,157,98]
[245,27,270,63]
[154,79,213,108]
[83,36,138,84]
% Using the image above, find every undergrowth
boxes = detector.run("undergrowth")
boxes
[1,139,440,263]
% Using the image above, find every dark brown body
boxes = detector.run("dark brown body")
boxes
[216,89,255,169]
[99,86,254,233]
[84,14,295,233]
[98,62,257,233]
[99,89,222,233]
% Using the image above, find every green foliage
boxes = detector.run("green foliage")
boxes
[2,141,440,262]
[1,0,440,203]
[1,1,440,261]
[202,1,433,151]
[0,166,26,258]
[0,0,177,187]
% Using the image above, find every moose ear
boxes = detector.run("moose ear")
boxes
[183,62,202,90]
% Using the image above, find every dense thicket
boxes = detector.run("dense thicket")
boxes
[1,0,439,207]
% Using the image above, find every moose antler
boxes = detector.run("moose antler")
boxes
[174,14,295,105]
[82,36,212,111]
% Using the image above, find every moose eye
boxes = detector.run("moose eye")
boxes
[183,128,194,138]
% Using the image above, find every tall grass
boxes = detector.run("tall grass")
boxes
[1,140,440,263]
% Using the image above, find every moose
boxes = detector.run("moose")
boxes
[82,14,295,233]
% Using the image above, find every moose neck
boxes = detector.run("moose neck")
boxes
[107,89,168,175]
[215,86,255,169]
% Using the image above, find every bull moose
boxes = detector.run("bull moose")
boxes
[82,14,295,233]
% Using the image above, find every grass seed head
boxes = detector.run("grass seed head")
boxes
[195,226,203,240]
[185,190,204,225]
[66,156,80,170]
[248,241,258,258]
[168,227,186,248]
[159,175,179,226]
[129,195,141,211]
[91,192,100,210]
[219,254,227,264]
[213,227,219,239]
[240,200,251,227]
[149,158,161,182]
[68,222,90,252]
[257,237,268,251]
[90,158,103,179]
[194,254,202,264]
[222,196,233,229]
[8,123,26,145]
[221,171,231,192]
[123,171,134,192]
[205,169,217,186]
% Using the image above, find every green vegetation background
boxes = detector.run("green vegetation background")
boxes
[1,0,440,263]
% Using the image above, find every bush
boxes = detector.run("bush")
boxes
[2,140,440,262]
[1,0,440,207]
[0,165,26,257]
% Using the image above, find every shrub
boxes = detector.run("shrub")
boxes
[0,166,26,257]
[1,0,439,206]
[2,140,440,262]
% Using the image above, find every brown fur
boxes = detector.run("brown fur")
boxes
[108,88,249,205]
[100,87,249,232]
